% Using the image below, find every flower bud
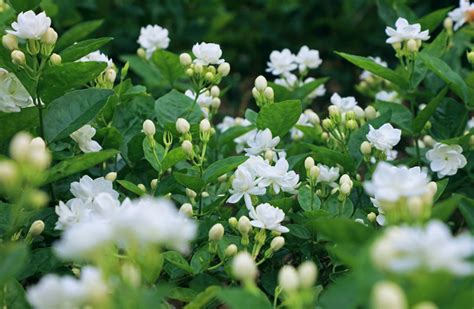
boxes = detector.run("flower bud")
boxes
[225,244,238,257]
[29,190,49,209]
[11,50,25,66]
[0,161,18,185]
[339,174,351,185]
[201,191,209,198]
[427,181,437,196]
[10,132,32,162]
[264,87,274,101]
[211,97,221,109]
[353,106,365,119]
[2,34,18,50]
[186,188,197,199]
[238,216,252,234]
[150,178,158,190]
[304,156,315,170]
[28,220,45,237]
[205,71,214,81]
[50,53,61,65]
[367,212,377,222]
[407,196,424,218]
[177,204,192,218]
[41,27,58,45]
[208,223,225,241]
[255,75,267,91]
[322,118,334,130]
[309,166,320,179]
[194,64,203,74]
[185,68,193,76]
[218,62,230,76]
[346,119,358,130]
[251,87,259,99]
[422,135,435,147]
[360,141,372,155]
[340,182,351,195]
[443,17,453,32]
[467,51,474,65]
[137,48,146,58]
[232,252,257,281]
[321,132,329,140]
[199,119,211,134]
[106,68,116,83]
[264,150,274,162]
[391,42,402,50]
[278,265,299,292]
[179,53,192,66]
[297,261,317,288]
[137,184,146,192]
[365,106,377,120]
[407,39,418,52]
[181,140,194,156]
[176,118,190,134]
[105,172,117,182]
[305,110,320,124]
[345,111,356,120]
[140,120,155,137]
[210,86,220,97]
[270,236,285,252]
[218,174,227,183]
[228,217,238,228]
[328,105,340,117]
[371,281,407,309]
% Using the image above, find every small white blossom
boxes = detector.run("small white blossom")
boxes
[448,0,474,31]
[330,93,358,114]
[227,166,266,209]
[366,123,401,153]
[70,175,119,202]
[192,42,224,65]
[274,73,299,89]
[78,51,114,70]
[137,24,170,58]
[257,158,300,194]
[217,116,252,133]
[304,77,326,99]
[244,129,280,156]
[185,89,213,117]
[295,46,322,72]
[234,129,257,153]
[360,57,387,80]
[266,49,297,75]
[0,68,33,113]
[70,125,102,153]
[249,203,289,233]
[371,220,474,276]
[426,143,467,178]
[7,10,51,40]
[375,90,400,104]
[317,164,340,186]
[385,17,430,44]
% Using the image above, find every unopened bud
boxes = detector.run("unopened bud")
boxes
[309,166,319,179]
[209,223,225,241]
[467,51,474,64]
[328,105,340,117]
[121,263,141,287]
[185,68,193,76]
[298,261,317,288]
[255,75,267,91]
[407,39,418,52]
[179,53,192,66]
[322,118,333,130]
[29,190,49,208]
[105,68,116,83]
[391,42,402,50]
[137,48,146,58]
[205,71,214,81]
[181,140,194,156]
[179,203,193,217]
[372,281,407,309]
[346,119,358,130]
[0,161,18,185]
[105,172,117,182]
[365,106,377,120]
[278,265,299,292]
[50,53,61,65]
[360,141,372,155]
[150,178,158,190]
[28,220,45,237]
[304,157,315,170]
[270,236,285,252]
[232,252,257,281]
[137,183,146,192]
[238,216,252,234]
[252,87,259,99]
[176,118,190,134]
[201,191,209,198]
[218,174,227,182]
[367,212,376,222]
[142,119,155,136]
[264,150,274,161]
[218,62,230,76]
[200,119,211,134]
[211,97,221,109]
[443,17,453,32]
[194,64,203,74]
[11,50,25,66]
[225,244,238,257]
[41,27,58,45]
[10,132,32,162]
[340,182,351,195]
[339,174,351,185]
[2,34,18,50]
[186,188,197,199]
[210,86,220,97]
[228,217,238,228]
[264,87,274,101]
[305,110,320,124]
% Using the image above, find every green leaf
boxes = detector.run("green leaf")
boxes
[434,178,449,202]
[459,197,474,228]
[151,50,185,87]
[161,148,187,171]
[219,125,255,145]
[256,100,302,137]
[336,51,408,88]
[56,20,104,51]
[218,288,272,309]
[431,194,464,220]
[190,246,212,274]
[270,77,328,101]
[43,149,118,184]
[412,87,448,133]
[307,218,374,244]
[43,88,113,142]
[174,172,205,192]
[0,107,38,143]
[375,100,412,133]
[143,137,165,172]
[323,195,354,218]
[39,62,107,103]
[417,7,453,32]
[7,0,40,11]
[298,185,321,211]
[163,251,194,273]
[60,37,114,62]
[184,286,221,309]
[287,224,311,239]
[203,156,248,183]
[0,243,29,286]
[117,180,145,196]
[155,90,202,127]
[418,53,473,107]
[121,55,162,88]
[305,144,356,172]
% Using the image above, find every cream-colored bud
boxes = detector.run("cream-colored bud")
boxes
[353,106,365,119]
[365,106,377,120]
[218,62,230,76]
[225,244,238,257]
[309,166,320,179]
[105,172,117,182]
[0,161,17,184]
[340,182,351,195]
[255,75,267,91]
[2,34,18,50]
[28,220,45,237]
[11,50,25,66]
[238,216,252,234]
[142,119,156,136]
[106,68,116,83]
[211,97,221,109]
[137,183,146,192]
[251,87,259,98]
[367,212,377,222]
[346,119,358,130]
[210,86,220,97]
[391,42,402,50]
[264,150,274,161]
[179,203,193,217]
[297,261,318,288]
[205,71,214,81]
[179,53,192,66]
[360,141,372,155]
[181,140,193,156]
[186,188,197,199]
[264,87,274,101]
[328,105,340,117]
[372,281,407,309]
[137,48,146,58]
[228,217,238,228]
[443,17,453,32]
[150,178,158,190]
[427,181,437,196]
[422,135,435,147]
[339,174,351,185]
[10,132,32,162]
[322,118,333,130]
[321,132,329,140]
[29,190,49,208]
[232,252,257,281]
[194,64,203,74]
[270,236,285,252]
[121,263,141,287]
[408,197,424,218]
[304,157,315,170]
[201,191,209,198]
[278,265,299,292]
[50,53,61,65]
[407,39,418,52]
[209,223,225,241]
[467,51,474,64]
[185,68,194,76]
[41,27,58,45]
[176,118,190,134]
[199,119,211,134]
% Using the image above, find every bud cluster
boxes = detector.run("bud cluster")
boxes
[179,52,230,88]
[252,75,274,107]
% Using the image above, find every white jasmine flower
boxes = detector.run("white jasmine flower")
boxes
[217,116,252,133]
[0,68,33,113]
[364,162,431,204]
[137,24,170,58]
[185,89,213,117]
[234,129,257,153]
[366,123,401,153]
[227,166,266,209]
[274,73,299,89]
[70,125,102,154]
[360,57,387,80]
[295,46,322,72]
[304,77,326,99]
[371,220,474,276]
[7,10,51,40]
[375,90,400,103]
[78,51,114,70]
[330,93,358,114]
[69,175,119,202]
[257,158,300,194]
[192,42,224,65]
[467,117,474,130]
[266,49,297,75]
[448,0,474,31]
[385,17,430,44]
[290,113,313,140]
[370,197,386,226]
[239,155,270,177]
[244,129,280,156]
[426,143,467,178]
[249,203,289,233]
[317,164,340,186]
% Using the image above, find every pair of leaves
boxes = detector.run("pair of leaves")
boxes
[256,100,302,137]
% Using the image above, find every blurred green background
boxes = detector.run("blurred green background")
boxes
[10,0,455,114]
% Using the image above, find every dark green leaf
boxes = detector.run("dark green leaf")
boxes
[298,185,321,211]
[151,50,185,87]
[163,251,194,273]
[306,218,374,244]
[375,100,412,133]
[305,144,356,172]
[60,37,114,62]
[412,87,448,133]
[203,156,248,183]
[417,7,453,32]
[117,179,145,196]
[56,20,104,51]
[155,90,202,127]
[162,148,187,171]
[0,107,38,143]
[7,0,40,11]
[143,137,165,172]
[257,100,302,137]
[0,243,29,286]
[174,172,205,192]
[218,288,272,309]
